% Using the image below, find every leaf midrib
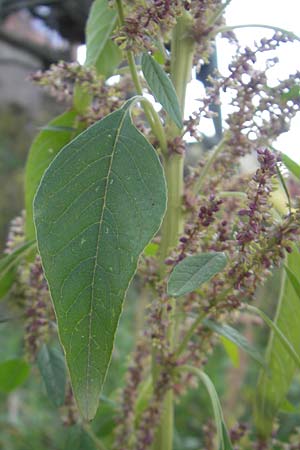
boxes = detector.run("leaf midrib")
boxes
[174,256,218,295]
[86,108,127,408]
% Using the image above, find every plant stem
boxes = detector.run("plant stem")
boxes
[175,312,206,358]
[115,0,167,154]
[193,135,227,195]
[152,11,195,450]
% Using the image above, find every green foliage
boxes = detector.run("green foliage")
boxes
[37,344,66,408]
[204,319,266,368]
[180,366,233,450]
[65,425,97,450]
[95,40,122,78]
[34,99,167,419]
[282,153,300,180]
[25,110,78,240]
[141,53,183,129]
[255,249,300,436]
[85,0,117,68]
[167,253,227,297]
[0,359,30,392]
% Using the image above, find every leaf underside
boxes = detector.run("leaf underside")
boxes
[167,252,227,297]
[85,0,117,68]
[34,100,167,420]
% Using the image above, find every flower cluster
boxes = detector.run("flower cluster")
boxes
[24,255,53,360]
[116,0,182,52]
[192,32,300,190]
[31,62,128,125]
[113,338,149,450]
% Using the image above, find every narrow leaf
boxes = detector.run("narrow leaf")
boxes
[284,265,300,299]
[247,304,300,369]
[34,99,167,420]
[0,241,36,299]
[167,252,227,297]
[37,344,66,407]
[141,53,183,129]
[85,0,117,68]
[25,110,78,240]
[0,359,30,392]
[251,249,300,437]
[282,153,300,180]
[180,365,233,450]
[220,422,234,450]
[204,319,266,368]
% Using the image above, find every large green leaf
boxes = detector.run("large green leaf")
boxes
[85,0,117,68]
[167,253,227,297]
[37,343,66,407]
[34,99,167,420]
[204,319,266,368]
[141,53,183,129]
[0,241,36,299]
[255,248,300,437]
[0,359,30,392]
[25,110,78,240]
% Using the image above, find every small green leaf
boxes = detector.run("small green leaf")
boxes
[37,344,66,407]
[144,242,159,257]
[141,53,183,129]
[153,49,165,65]
[0,241,36,300]
[95,40,122,78]
[280,398,297,413]
[282,153,300,180]
[167,253,227,297]
[0,359,30,392]
[85,0,117,68]
[73,84,92,115]
[25,110,78,240]
[34,99,167,420]
[220,336,240,368]
[204,319,266,368]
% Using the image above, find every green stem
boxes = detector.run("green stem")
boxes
[219,191,247,200]
[193,136,227,195]
[115,0,167,154]
[212,24,300,41]
[152,11,195,450]
[175,312,205,358]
